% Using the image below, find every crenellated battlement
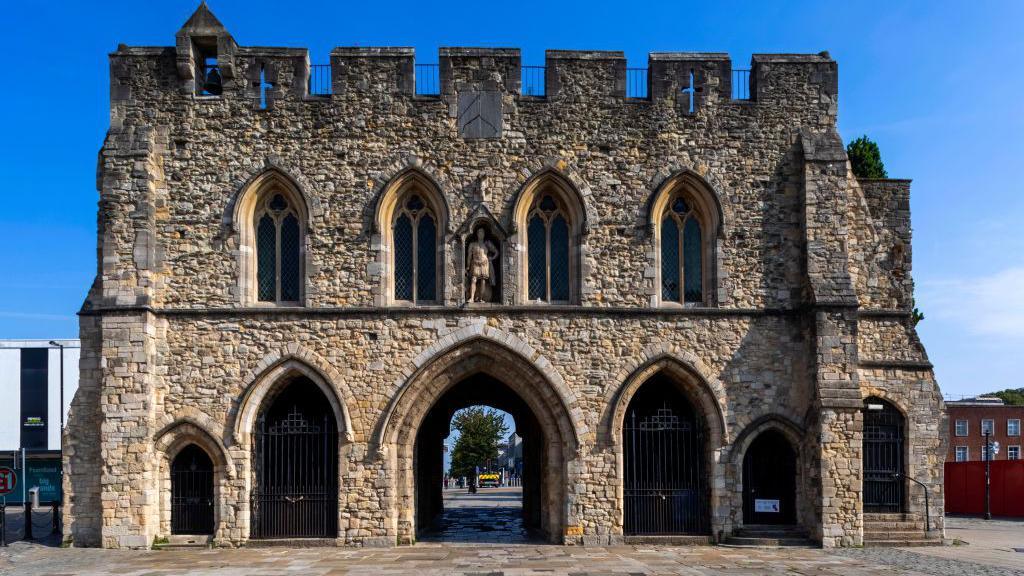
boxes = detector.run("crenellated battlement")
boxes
[108,3,837,123]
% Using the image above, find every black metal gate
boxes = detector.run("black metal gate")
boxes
[171,444,215,535]
[624,378,707,535]
[251,380,338,539]
[863,397,904,513]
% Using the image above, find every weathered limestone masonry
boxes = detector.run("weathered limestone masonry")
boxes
[63,5,945,549]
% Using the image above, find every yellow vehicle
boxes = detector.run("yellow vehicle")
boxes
[477,473,500,488]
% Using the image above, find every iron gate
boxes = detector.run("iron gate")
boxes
[624,399,707,535]
[863,397,904,513]
[252,401,338,539]
[171,445,215,535]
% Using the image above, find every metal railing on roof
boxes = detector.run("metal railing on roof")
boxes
[732,69,751,100]
[309,64,331,96]
[416,64,440,96]
[626,68,648,99]
[521,66,546,96]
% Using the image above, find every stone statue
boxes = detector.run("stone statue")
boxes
[466,227,498,303]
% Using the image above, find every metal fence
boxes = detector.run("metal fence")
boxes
[732,69,751,100]
[626,68,648,99]
[522,66,546,96]
[308,64,331,96]
[416,64,440,96]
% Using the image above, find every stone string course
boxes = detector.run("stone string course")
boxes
[63,5,945,549]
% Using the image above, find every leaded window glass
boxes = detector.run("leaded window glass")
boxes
[526,193,573,303]
[255,193,302,303]
[391,193,438,304]
[660,217,680,302]
[660,195,704,305]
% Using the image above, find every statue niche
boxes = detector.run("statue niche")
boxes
[465,225,501,304]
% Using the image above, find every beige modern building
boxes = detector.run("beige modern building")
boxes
[63,5,945,549]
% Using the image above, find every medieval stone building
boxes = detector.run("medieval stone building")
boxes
[63,5,946,549]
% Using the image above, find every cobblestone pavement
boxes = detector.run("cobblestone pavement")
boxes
[419,486,535,544]
[6,542,1024,576]
[3,512,1022,575]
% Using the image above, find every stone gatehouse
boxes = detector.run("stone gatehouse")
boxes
[62,4,946,549]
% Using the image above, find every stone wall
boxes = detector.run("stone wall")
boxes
[64,5,945,549]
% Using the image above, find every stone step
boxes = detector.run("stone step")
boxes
[864,513,922,522]
[864,530,933,540]
[245,538,339,548]
[863,521,925,530]
[721,536,818,548]
[155,535,212,550]
[863,538,944,548]
[732,529,810,539]
[623,535,713,545]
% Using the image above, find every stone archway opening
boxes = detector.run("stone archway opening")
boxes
[415,375,545,543]
[170,444,215,535]
[385,337,580,545]
[251,376,339,540]
[742,430,797,525]
[622,373,712,537]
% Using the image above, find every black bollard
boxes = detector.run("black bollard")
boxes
[1,500,6,547]
[52,500,60,535]
[24,498,32,541]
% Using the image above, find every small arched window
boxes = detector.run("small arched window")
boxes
[392,193,438,303]
[255,193,302,303]
[660,196,703,304]
[526,193,571,303]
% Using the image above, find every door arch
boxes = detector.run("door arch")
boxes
[742,430,796,524]
[623,374,709,535]
[171,444,215,535]
[863,396,905,513]
[381,337,581,544]
[251,376,338,539]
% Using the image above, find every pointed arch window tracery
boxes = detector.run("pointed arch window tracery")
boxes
[526,192,572,303]
[659,195,704,305]
[392,192,439,304]
[254,192,302,303]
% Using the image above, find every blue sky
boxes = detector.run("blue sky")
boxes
[3,1,1022,399]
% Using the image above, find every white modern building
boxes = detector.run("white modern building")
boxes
[0,339,79,503]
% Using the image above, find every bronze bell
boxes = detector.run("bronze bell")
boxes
[204,66,223,96]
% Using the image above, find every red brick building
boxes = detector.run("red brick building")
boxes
[946,397,1023,462]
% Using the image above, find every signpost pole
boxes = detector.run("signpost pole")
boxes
[984,430,992,520]
[1,497,6,547]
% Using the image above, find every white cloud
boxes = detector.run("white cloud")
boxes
[919,266,1024,339]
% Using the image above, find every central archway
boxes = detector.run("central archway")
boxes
[381,336,581,544]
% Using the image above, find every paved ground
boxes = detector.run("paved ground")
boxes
[419,486,534,544]
[1,511,1021,575]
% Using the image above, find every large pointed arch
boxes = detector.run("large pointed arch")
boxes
[378,329,583,544]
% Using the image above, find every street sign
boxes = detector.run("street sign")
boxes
[0,467,15,496]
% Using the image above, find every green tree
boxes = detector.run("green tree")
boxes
[448,406,509,479]
[986,388,1024,406]
[847,136,888,179]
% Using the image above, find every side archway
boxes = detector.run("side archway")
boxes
[380,335,582,544]
[231,356,353,541]
[154,420,233,539]
[729,416,805,527]
[606,354,728,537]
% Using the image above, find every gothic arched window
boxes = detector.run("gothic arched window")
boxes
[392,193,438,303]
[255,193,302,303]
[526,193,572,303]
[660,196,704,305]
